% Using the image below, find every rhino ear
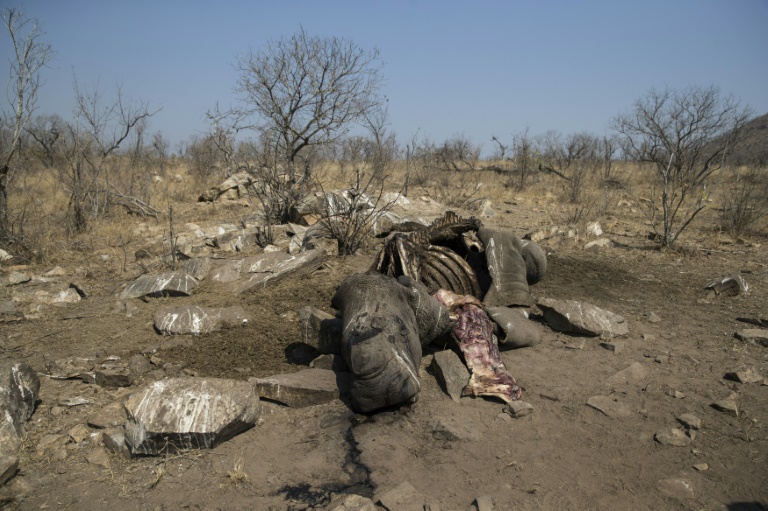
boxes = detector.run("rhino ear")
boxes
[520,240,547,285]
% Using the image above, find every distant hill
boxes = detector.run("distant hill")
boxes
[727,112,768,166]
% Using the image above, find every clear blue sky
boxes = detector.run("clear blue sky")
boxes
[2,0,767,154]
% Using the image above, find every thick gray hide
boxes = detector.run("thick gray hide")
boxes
[332,272,451,412]
[124,378,260,455]
[0,362,39,455]
[477,228,546,307]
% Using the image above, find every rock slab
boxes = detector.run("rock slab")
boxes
[431,349,470,402]
[250,369,346,408]
[0,362,40,457]
[537,298,629,337]
[229,249,327,294]
[124,378,260,455]
[154,305,249,335]
[119,271,198,299]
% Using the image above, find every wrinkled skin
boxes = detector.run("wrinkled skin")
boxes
[331,272,452,413]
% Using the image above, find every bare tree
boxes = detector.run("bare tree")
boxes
[511,128,536,190]
[0,8,53,244]
[612,85,753,247]
[235,27,384,174]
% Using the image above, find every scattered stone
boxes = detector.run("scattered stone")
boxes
[647,312,661,323]
[68,424,91,444]
[711,399,739,417]
[6,272,30,286]
[376,481,428,511]
[45,357,94,379]
[676,413,702,431]
[705,275,749,297]
[198,171,255,202]
[537,298,629,337]
[600,341,625,353]
[584,238,613,251]
[102,428,131,458]
[35,433,69,456]
[656,478,695,501]
[431,350,470,402]
[128,355,152,375]
[86,447,111,469]
[182,257,211,281]
[564,340,585,350]
[734,329,768,348]
[724,367,762,384]
[504,401,534,418]
[0,249,12,261]
[250,369,346,408]
[607,362,648,386]
[472,494,494,511]
[665,389,685,399]
[230,249,327,294]
[118,271,198,299]
[641,333,656,341]
[154,305,249,335]
[0,362,40,454]
[655,355,670,364]
[124,378,260,455]
[45,266,66,277]
[428,416,482,441]
[327,493,377,511]
[87,401,128,429]
[89,368,133,388]
[586,395,631,418]
[58,396,91,407]
[693,463,709,471]
[654,427,692,446]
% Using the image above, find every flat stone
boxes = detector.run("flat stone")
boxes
[656,478,695,501]
[118,271,198,299]
[209,259,244,283]
[45,357,94,379]
[583,238,612,250]
[298,306,342,355]
[6,272,30,286]
[229,249,327,294]
[711,399,739,417]
[154,305,249,335]
[431,350,470,402]
[665,389,685,399]
[35,433,69,456]
[705,275,749,296]
[538,298,629,337]
[600,341,625,353]
[586,395,631,418]
[87,401,128,429]
[654,427,692,446]
[327,494,377,511]
[647,312,661,323]
[124,378,260,455]
[504,401,534,418]
[376,481,428,511]
[91,368,133,388]
[677,413,702,430]
[250,369,346,408]
[0,455,19,486]
[86,447,111,469]
[473,494,494,511]
[724,367,762,384]
[607,362,648,386]
[564,340,585,350]
[428,416,482,441]
[68,424,91,444]
[183,257,211,281]
[734,329,768,347]
[128,355,152,375]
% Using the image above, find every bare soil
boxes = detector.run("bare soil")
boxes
[1,200,767,511]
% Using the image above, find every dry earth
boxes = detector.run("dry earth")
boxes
[1,197,767,511]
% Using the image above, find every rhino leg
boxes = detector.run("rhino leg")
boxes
[332,272,426,413]
[477,228,547,307]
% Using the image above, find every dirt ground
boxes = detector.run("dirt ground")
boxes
[1,198,767,511]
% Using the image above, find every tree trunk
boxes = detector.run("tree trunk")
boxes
[0,164,9,241]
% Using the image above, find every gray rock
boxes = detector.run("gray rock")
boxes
[734,329,768,347]
[0,455,18,486]
[693,463,709,471]
[705,274,749,296]
[583,238,613,251]
[154,305,249,335]
[711,399,739,417]
[209,259,244,283]
[487,307,543,348]
[67,424,91,444]
[297,306,342,355]
[376,481,428,511]
[656,478,695,501]
[102,427,131,458]
[472,494,494,511]
[119,271,198,299]
[431,350,470,402]
[607,362,648,386]
[564,340,585,350]
[0,362,40,455]
[87,401,128,429]
[91,368,133,388]
[586,395,631,418]
[600,341,625,353]
[6,272,30,286]
[647,312,661,323]
[504,401,534,418]
[428,416,482,441]
[124,378,260,455]
[250,369,346,408]
[230,249,327,294]
[537,298,629,337]
[183,257,211,281]
[45,357,94,379]
[128,355,152,375]
[654,427,692,446]
[724,367,762,384]
[328,494,378,511]
[86,447,111,469]
[677,413,702,430]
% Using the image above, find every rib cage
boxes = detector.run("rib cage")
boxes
[372,211,482,297]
